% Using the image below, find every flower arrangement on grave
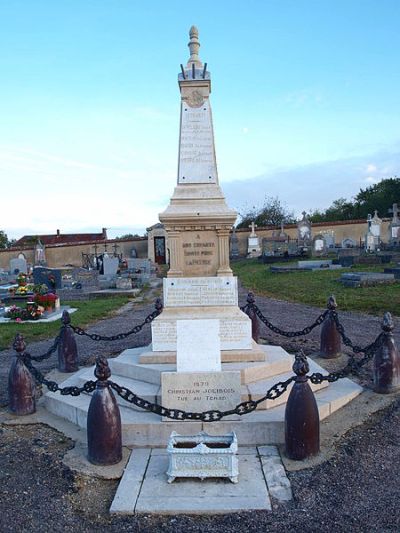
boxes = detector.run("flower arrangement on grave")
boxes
[5,303,43,321]
[15,283,34,296]
[16,273,27,286]
[33,292,57,311]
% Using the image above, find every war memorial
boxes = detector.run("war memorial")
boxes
[4,27,400,518]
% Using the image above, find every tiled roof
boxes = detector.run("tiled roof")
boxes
[14,231,107,246]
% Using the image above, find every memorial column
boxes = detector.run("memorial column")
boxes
[216,227,232,276]
[166,230,183,277]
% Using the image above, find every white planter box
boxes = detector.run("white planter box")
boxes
[166,430,239,483]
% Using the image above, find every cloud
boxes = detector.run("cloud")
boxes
[224,148,400,219]
[284,88,324,108]
[366,163,377,173]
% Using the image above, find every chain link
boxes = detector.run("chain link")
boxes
[70,308,160,341]
[24,334,61,362]
[22,355,96,395]
[108,376,295,421]
[246,302,329,338]
[19,299,387,419]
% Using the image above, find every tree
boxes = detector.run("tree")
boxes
[237,196,296,229]
[309,198,355,223]
[0,230,9,249]
[115,233,142,240]
[309,177,400,223]
[353,177,400,219]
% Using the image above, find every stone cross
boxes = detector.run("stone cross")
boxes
[249,222,257,236]
[302,211,307,219]
[389,203,399,222]
[112,242,120,256]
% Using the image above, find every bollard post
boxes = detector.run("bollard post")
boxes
[87,355,122,465]
[58,310,79,373]
[373,312,400,394]
[320,295,341,359]
[244,292,260,343]
[8,334,36,415]
[285,351,319,460]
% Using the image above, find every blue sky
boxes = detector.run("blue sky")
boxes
[1,0,399,238]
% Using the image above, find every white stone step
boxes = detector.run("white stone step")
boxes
[108,345,293,386]
[42,376,362,447]
[76,367,161,412]
[245,359,329,409]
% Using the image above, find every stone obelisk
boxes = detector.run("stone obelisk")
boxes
[151,27,263,363]
[159,25,236,278]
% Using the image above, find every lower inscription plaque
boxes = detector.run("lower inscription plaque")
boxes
[161,371,241,421]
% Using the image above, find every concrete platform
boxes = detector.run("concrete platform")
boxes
[42,371,362,446]
[110,446,293,514]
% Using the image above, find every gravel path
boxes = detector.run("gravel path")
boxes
[1,287,399,531]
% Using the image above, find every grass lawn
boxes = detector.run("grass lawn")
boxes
[232,258,400,316]
[0,296,131,351]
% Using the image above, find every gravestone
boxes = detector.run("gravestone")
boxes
[34,239,46,265]
[33,267,62,290]
[365,211,382,251]
[388,203,400,245]
[72,268,99,290]
[323,231,335,249]
[341,238,356,248]
[102,254,119,277]
[297,211,312,244]
[115,277,132,290]
[247,221,261,257]
[126,258,152,283]
[340,272,395,287]
[313,234,326,256]
[9,256,27,275]
[230,228,240,259]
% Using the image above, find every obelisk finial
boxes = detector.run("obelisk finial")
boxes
[187,25,202,67]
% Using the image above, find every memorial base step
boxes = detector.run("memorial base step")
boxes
[41,346,363,447]
[139,340,265,364]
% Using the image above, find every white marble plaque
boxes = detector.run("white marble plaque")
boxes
[164,277,238,307]
[177,319,221,372]
[178,100,217,184]
[162,371,241,417]
[152,315,251,352]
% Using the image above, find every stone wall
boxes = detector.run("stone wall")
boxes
[0,237,148,270]
[234,219,391,257]
[1,218,393,270]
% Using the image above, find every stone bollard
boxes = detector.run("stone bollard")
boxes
[244,292,260,343]
[285,351,320,460]
[320,295,341,359]
[58,310,79,373]
[8,334,36,416]
[373,312,400,394]
[87,355,122,465]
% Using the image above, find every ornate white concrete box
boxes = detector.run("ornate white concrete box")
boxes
[166,431,239,483]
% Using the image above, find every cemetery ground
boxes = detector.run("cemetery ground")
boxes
[1,281,400,530]
[232,258,400,316]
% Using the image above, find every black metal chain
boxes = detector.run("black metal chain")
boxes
[246,302,329,338]
[23,334,61,362]
[70,308,160,341]
[22,355,96,395]
[108,376,295,421]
